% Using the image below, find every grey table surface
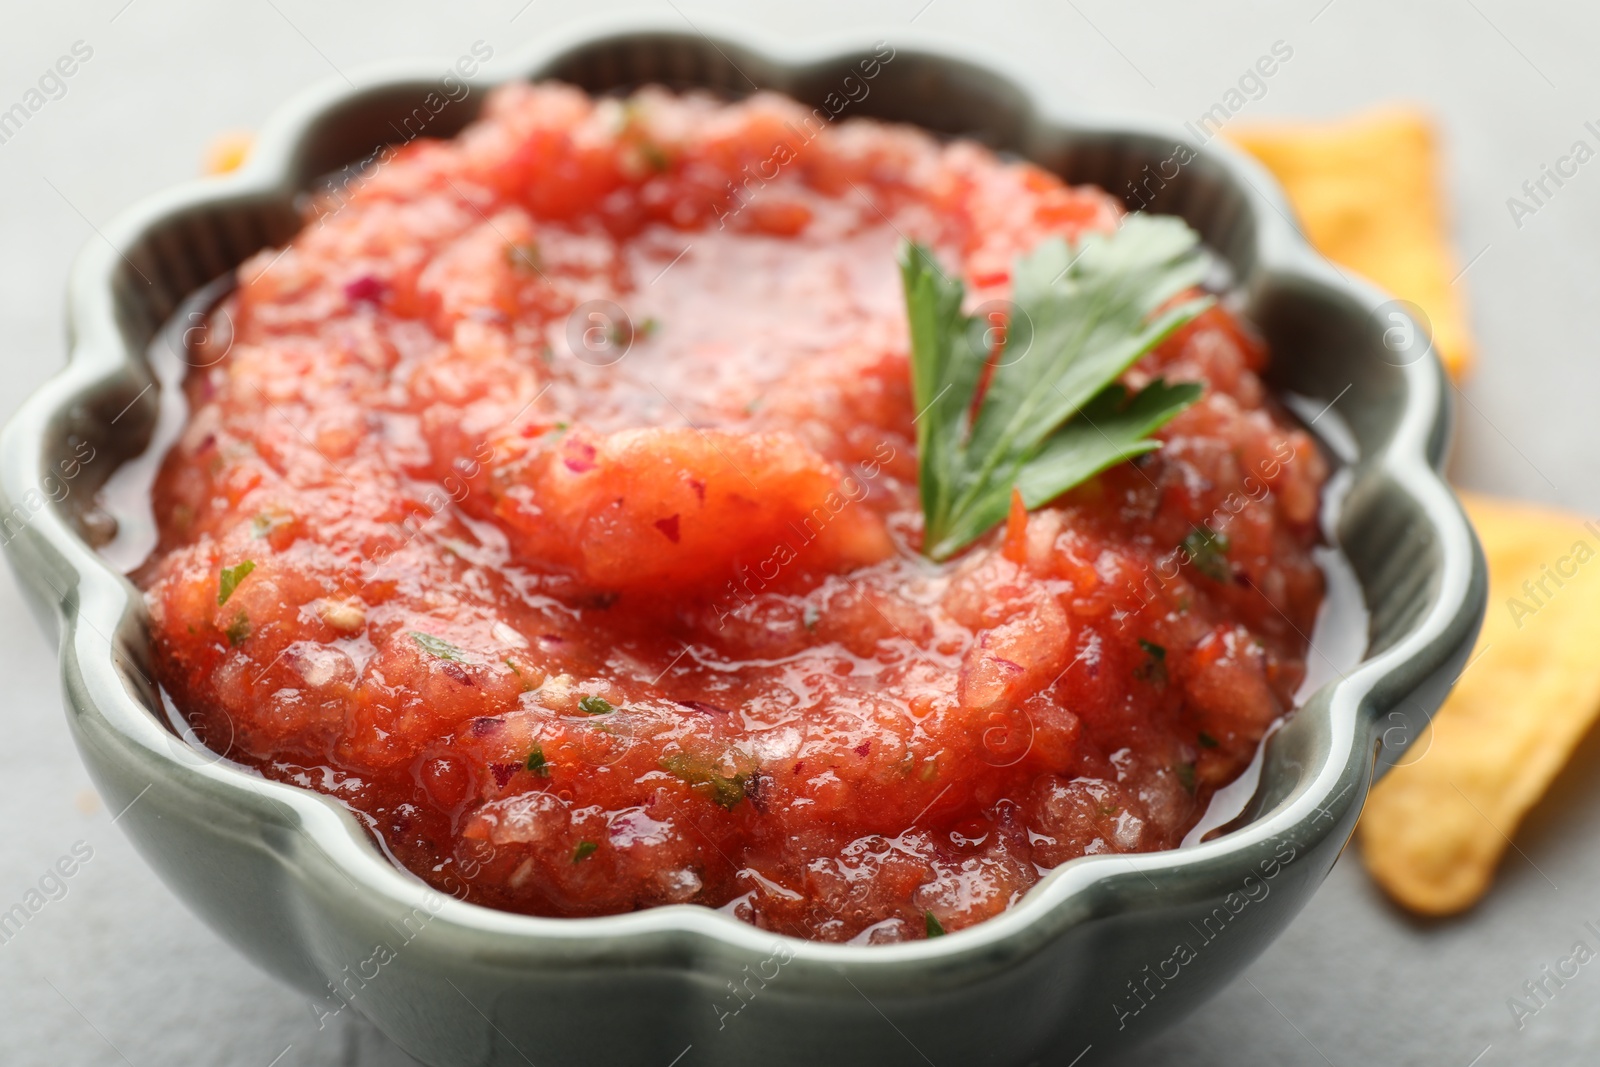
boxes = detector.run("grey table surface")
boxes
[1,1,1596,1064]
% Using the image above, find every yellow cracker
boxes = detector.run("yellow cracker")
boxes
[1229,108,1475,378]
[1360,492,1600,914]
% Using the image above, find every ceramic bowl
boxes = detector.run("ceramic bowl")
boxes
[0,17,1486,1067]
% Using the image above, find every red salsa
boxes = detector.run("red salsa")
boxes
[138,83,1327,942]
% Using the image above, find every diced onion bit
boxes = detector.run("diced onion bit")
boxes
[318,598,366,633]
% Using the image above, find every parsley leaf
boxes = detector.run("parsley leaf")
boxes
[217,560,256,605]
[901,215,1211,560]
[572,840,598,863]
[409,631,464,662]
[525,744,551,777]
[1181,526,1231,582]
[1136,638,1167,685]
[661,751,755,810]
[925,910,946,938]
[578,695,614,716]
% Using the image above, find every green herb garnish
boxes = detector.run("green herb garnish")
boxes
[1176,761,1197,792]
[525,744,550,777]
[572,840,598,863]
[1197,732,1219,749]
[1181,526,1231,582]
[901,215,1210,560]
[661,751,754,810]
[1136,638,1167,685]
[578,695,615,716]
[224,610,250,646]
[409,631,464,662]
[924,911,946,938]
[217,560,256,605]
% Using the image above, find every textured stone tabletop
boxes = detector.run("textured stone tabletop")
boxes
[2,1,1596,1064]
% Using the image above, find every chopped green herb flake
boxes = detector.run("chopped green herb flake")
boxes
[525,744,550,777]
[924,911,946,938]
[217,560,256,605]
[802,603,821,631]
[578,694,615,716]
[661,751,754,810]
[1197,731,1219,749]
[901,216,1210,560]
[505,658,536,692]
[637,316,660,338]
[572,840,598,863]
[710,777,746,809]
[1176,761,1196,792]
[1136,638,1168,685]
[1181,526,1231,582]
[224,611,250,646]
[409,631,464,662]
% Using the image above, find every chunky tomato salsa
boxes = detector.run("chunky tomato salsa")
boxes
[138,82,1326,942]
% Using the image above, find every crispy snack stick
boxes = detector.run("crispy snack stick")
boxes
[1229,108,1475,378]
[1360,493,1600,914]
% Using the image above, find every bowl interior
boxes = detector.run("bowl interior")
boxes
[43,29,1472,944]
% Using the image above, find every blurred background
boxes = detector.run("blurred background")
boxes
[3,1,1597,1064]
